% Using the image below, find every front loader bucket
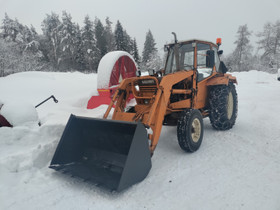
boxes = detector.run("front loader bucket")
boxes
[50,114,151,192]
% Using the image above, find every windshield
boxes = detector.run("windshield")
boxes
[165,43,193,74]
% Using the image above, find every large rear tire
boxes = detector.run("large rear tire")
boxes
[177,109,204,152]
[209,82,238,130]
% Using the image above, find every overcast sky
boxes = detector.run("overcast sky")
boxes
[1,0,280,55]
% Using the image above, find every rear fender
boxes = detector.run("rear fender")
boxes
[207,74,237,86]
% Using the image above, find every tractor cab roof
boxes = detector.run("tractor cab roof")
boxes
[165,39,218,49]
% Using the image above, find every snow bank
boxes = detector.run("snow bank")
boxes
[0,70,280,210]
[97,51,136,89]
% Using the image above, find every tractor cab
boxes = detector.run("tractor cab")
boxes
[164,39,224,81]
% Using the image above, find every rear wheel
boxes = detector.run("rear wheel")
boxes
[177,109,204,152]
[209,82,238,130]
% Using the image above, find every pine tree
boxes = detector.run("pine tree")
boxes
[74,24,84,71]
[94,18,108,71]
[81,15,96,71]
[142,30,157,63]
[141,30,158,70]
[114,20,126,51]
[105,17,115,52]
[59,11,77,70]
[131,38,140,65]
[41,12,62,68]
[123,30,133,53]
[114,20,134,54]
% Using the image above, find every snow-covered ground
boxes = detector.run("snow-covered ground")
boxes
[0,70,280,210]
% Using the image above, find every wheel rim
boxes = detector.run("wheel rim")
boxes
[191,118,201,143]
[227,92,234,119]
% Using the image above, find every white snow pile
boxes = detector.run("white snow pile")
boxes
[97,51,136,89]
[0,70,280,210]
[1,101,39,127]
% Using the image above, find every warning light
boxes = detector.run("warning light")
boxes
[216,38,222,46]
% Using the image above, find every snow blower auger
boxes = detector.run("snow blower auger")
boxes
[50,34,238,192]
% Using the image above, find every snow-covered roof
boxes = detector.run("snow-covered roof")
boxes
[97,51,136,89]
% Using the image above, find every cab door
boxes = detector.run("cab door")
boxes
[195,43,218,109]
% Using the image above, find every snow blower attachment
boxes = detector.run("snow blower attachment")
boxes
[50,114,151,192]
[50,36,238,192]
[87,51,137,109]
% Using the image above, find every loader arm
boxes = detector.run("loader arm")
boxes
[145,70,194,152]
[104,70,194,153]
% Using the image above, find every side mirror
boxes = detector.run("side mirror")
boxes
[218,50,223,56]
[206,50,215,68]
[219,61,228,74]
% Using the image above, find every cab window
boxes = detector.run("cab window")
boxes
[165,43,194,74]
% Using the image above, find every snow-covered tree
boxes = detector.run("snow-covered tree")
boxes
[73,24,85,71]
[124,30,134,53]
[114,20,135,55]
[141,30,159,71]
[145,51,162,71]
[1,14,33,47]
[142,30,157,62]
[1,13,21,42]
[131,38,140,65]
[1,13,39,49]
[41,12,62,68]
[30,25,38,37]
[228,24,253,72]
[0,38,18,76]
[257,20,280,71]
[0,37,47,76]
[81,15,96,71]
[94,18,108,71]
[105,17,115,52]
[0,14,45,74]
[114,20,126,51]
[59,11,78,70]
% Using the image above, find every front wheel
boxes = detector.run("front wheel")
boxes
[177,109,204,152]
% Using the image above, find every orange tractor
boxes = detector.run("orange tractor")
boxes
[50,34,238,191]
